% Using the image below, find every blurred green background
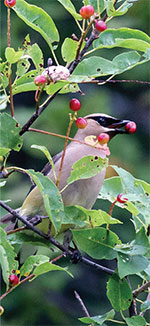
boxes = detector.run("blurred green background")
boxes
[0,0,150,325]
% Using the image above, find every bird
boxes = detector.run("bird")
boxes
[1,113,130,237]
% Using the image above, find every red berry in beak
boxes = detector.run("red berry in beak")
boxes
[97,133,110,145]
[75,117,87,129]
[117,193,128,203]
[79,5,95,19]
[125,121,136,134]
[69,98,81,111]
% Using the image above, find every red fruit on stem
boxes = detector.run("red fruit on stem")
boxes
[97,133,110,145]
[117,193,128,203]
[9,274,19,286]
[95,20,107,32]
[69,98,81,111]
[75,117,87,129]
[34,75,47,87]
[4,0,16,7]
[79,5,95,19]
[125,121,136,134]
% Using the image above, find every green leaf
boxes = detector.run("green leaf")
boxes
[0,147,10,156]
[5,47,24,64]
[107,273,133,311]
[63,206,87,228]
[67,155,108,185]
[79,309,115,325]
[140,300,150,313]
[12,70,37,95]
[112,51,140,73]
[13,0,59,50]
[27,170,65,233]
[72,227,121,260]
[99,176,124,202]
[32,261,73,280]
[88,0,105,13]
[125,315,146,326]
[0,227,18,287]
[57,0,81,20]
[28,43,44,72]
[31,145,56,181]
[61,38,78,63]
[117,252,149,279]
[20,255,49,276]
[0,113,23,152]
[93,28,150,53]
[77,207,122,227]
[16,58,31,78]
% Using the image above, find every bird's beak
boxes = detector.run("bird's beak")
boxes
[105,119,131,138]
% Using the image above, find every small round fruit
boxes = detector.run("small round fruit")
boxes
[34,75,47,86]
[125,121,136,134]
[97,133,110,145]
[117,193,128,203]
[9,274,19,287]
[75,117,87,129]
[95,20,107,32]
[4,0,16,7]
[79,5,95,19]
[69,98,81,111]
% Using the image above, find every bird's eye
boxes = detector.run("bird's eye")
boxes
[98,117,106,125]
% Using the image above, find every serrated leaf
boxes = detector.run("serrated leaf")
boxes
[27,170,65,233]
[5,47,24,64]
[125,315,146,326]
[20,255,49,276]
[93,28,150,53]
[57,0,82,20]
[107,273,133,311]
[32,261,73,280]
[72,227,121,260]
[13,0,59,50]
[0,227,18,287]
[117,252,149,279]
[79,309,115,325]
[67,155,108,185]
[0,113,23,152]
[61,38,78,63]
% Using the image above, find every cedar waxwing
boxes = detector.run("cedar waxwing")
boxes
[1,113,130,236]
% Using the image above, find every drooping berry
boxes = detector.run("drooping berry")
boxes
[4,0,16,7]
[79,5,95,19]
[95,20,107,32]
[9,274,19,287]
[75,117,87,129]
[69,98,81,111]
[97,133,110,145]
[34,75,47,86]
[117,193,128,203]
[125,121,136,134]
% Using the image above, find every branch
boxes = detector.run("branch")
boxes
[133,281,150,298]
[74,291,90,318]
[0,200,114,276]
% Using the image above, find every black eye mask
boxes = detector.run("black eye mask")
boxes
[87,116,122,127]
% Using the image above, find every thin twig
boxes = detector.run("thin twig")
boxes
[133,281,150,298]
[7,8,15,117]
[74,291,90,318]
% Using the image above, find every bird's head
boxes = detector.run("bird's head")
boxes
[75,113,132,141]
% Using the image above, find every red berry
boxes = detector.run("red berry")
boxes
[79,5,95,19]
[117,193,128,203]
[75,117,87,129]
[9,274,19,287]
[95,20,107,32]
[69,98,81,111]
[4,0,16,7]
[125,121,136,134]
[34,75,47,86]
[97,133,110,145]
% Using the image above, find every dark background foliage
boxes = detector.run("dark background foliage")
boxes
[0,0,150,325]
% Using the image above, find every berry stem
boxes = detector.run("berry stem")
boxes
[75,16,96,61]
[56,112,77,188]
[7,8,15,117]
[109,199,117,217]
